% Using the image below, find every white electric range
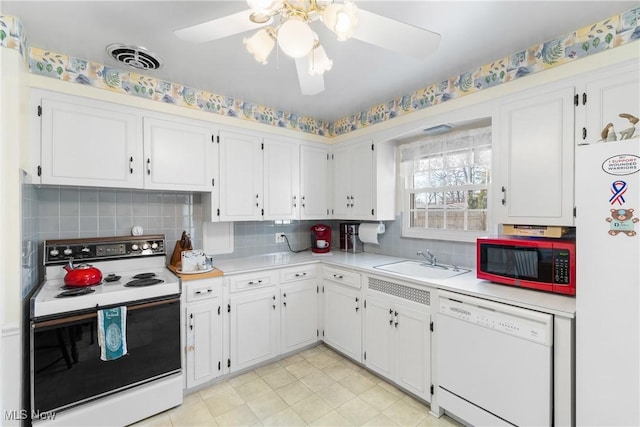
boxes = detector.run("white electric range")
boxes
[30,235,183,426]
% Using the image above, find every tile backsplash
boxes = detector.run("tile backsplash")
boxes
[36,186,203,246]
[26,186,475,288]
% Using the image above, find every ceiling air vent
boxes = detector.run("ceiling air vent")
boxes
[106,43,164,71]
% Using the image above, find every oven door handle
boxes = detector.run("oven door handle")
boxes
[33,297,181,329]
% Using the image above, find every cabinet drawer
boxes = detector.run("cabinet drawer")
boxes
[228,271,277,292]
[323,266,361,289]
[280,265,318,283]
[185,278,221,303]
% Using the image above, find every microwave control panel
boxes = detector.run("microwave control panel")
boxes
[553,249,571,284]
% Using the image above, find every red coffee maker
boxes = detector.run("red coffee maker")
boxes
[310,224,332,253]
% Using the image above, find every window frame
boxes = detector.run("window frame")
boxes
[400,125,492,243]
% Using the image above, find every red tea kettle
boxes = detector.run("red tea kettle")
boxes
[63,259,103,287]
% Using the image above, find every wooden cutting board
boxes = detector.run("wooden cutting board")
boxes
[167,264,224,281]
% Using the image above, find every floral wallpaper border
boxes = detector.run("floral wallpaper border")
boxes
[1,7,639,137]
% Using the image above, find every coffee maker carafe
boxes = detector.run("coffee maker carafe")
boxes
[310,224,331,253]
[340,223,362,253]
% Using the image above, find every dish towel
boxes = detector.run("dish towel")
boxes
[97,307,127,361]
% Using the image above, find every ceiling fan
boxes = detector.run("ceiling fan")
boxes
[174,0,440,95]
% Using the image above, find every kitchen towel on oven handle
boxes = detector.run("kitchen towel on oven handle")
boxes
[97,306,128,361]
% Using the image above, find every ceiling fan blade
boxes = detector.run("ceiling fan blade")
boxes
[352,9,440,59]
[295,57,325,95]
[174,9,272,43]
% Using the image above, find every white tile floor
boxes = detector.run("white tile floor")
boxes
[131,344,462,427]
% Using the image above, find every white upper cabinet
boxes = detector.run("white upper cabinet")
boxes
[263,138,300,220]
[493,60,640,228]
[37,93,143,188]
[578,60,640,145]
[300,145,331,219]
[331,139,395,221]
[143,117,215,192]
[494,84,576,226]
[33,90,216,192]
[218,130,264,221]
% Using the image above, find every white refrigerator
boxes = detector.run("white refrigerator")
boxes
[575,137,639,426]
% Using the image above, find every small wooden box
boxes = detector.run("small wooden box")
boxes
[502,224,570,238]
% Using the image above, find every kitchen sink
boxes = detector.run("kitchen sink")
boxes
[373,260,471,280]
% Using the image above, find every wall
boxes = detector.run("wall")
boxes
[1,46,28,426]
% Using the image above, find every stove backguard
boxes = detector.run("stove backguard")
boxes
[44,235,166,265]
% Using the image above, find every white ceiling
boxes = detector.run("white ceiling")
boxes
[2,1,637,122]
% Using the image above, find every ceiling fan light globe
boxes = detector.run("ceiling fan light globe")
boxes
[308,45,333,76]
[322,1,357,41]
[244,28,276,64]
[277,18,315,58]
[247,0,284,16]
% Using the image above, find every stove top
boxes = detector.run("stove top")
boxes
[32,235,180,319]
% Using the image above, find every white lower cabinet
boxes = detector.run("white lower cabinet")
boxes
[364,276,432,401]
[322,266,362,362]
[184,278,223,389]
[228,271,280,371]
[280,265,319,353]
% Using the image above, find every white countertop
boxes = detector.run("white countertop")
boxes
[214,251,576,318]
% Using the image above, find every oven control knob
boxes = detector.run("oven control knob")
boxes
[49,248,59,257]
[142,243,150,250]
[151,242,158,250]
[81,247,90,253]
[131,244,139,251]
[63,247,73,256]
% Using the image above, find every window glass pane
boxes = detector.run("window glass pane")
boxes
[411,210,426,227]
[411,192,427,209]
[446,190,466,208]
[428,192,444,207]
[446,151,469,168]
[446,211,465,230]
[467,189,488,209]
[427,211,444,229]
[429,156,443,170]
[471,166,489,185]
[413,173,428,189]
[467,210,488,231]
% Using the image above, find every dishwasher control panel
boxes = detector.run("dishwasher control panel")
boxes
[439,293,553,346]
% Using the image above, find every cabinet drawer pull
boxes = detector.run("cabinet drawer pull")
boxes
[247,280,263,285]
[194,289,213,295]
[294,272,307,277]
[333,274,344,279]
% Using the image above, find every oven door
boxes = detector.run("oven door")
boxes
[31,295,181,414]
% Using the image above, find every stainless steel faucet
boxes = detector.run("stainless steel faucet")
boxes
[417,249,436,266]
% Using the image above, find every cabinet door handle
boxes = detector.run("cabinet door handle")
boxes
[355,297,360,312]
[189,313,194,330]
[394,311,399,328]
[283,292,287,307]
[293,195,297,208]
[501,186,507,206]
[129,156,134,174]
[389,308,394,325]
[146,158,151,175]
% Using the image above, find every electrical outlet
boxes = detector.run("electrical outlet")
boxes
[275,233,286,243]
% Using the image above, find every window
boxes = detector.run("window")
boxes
[400,126,491,242]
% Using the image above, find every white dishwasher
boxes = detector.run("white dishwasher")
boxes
[436,290,553,426]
